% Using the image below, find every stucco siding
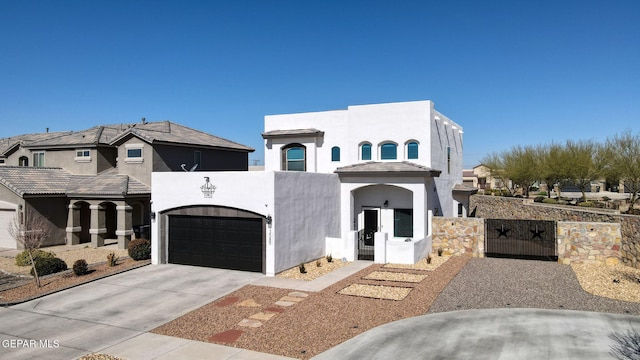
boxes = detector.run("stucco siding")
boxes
[273,171,340,274]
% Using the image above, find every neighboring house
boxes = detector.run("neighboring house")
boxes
[0,120,253,249]
[151,100,474,275]
[473,164,512,192]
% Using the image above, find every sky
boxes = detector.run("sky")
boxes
[1,0,638,168]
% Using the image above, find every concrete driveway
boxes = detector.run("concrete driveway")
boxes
[0,264,266,359]
[312,308,640,360]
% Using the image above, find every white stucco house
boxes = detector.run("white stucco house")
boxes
[151,100,472,275]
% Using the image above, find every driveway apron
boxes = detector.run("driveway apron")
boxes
[0,264,264,359]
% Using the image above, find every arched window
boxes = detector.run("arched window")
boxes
[407,141,419,159]
[360,143,372,161]
[331,146,340,162]
[19,156,29,166]
[380,142,397,160]
[282,143,306,171]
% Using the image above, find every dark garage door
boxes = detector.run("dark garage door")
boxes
[168,215,263,272]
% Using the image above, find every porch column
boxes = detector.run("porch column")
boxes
[89,204,107,248]
[65,203,81,245]
[115,203,134,249]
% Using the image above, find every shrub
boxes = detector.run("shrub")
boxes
[437,247,443,257]
[534,196,545,203]
[107,252,118,267]
[298,263,307,274]
[316,259,322,267]
[542,198,558,204]
[15,249,55,266]
[31,257,67,276]
[426,256,432,264]
[128,238,151,260]
[578,201,596,208]
[326,254,333,263]
[73,259,88,276]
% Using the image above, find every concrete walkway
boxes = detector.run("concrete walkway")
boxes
[312,308,640,360]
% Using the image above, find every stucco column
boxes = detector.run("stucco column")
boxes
[89,204,107,248]
[115,203,134,249]
[65,203,81,245]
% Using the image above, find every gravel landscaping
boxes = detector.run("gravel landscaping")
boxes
[428,257,640,315]
[152,255,470,359]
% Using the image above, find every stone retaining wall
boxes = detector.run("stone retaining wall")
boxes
[468,195,640,268]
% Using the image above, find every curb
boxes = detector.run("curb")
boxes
[0,260,151,307]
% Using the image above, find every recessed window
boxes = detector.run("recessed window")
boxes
[75,149,91,162]
[33,152,45,167]
[19,156,28,166]
[361,143,372,161]
[380,143,397,160]
[394,209,413,237]
[0,159,5,165]
[125,144,144,163]
[282,143,306,171]
[331,146,340,162]
[407,142,419,159]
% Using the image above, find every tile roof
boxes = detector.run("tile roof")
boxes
[109,121,254,151]
[335,161,441,177]
[261,128,324,139]
[0,166,149,197]
[2,121,253,153]
[453,183,479,194]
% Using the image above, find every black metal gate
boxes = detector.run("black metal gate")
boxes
[358,229,375,260]
[485,219,557,261]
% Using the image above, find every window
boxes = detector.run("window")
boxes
[282,143,306,171]
[331,146,340,162]
[75,149,91,162]
[19,156,28,166]
[127,148,142,158]
[33,152,45,167]
[125,144,144,163]
[447,146,451,174]
[194,151,201,170]
[0,159,5,165]
[394,209,413,237]
[361,143,372,161]
[380,142,397,160]
[407,142,418,159]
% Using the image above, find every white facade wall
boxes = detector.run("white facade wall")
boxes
[264,101,454,173]
[273,172,340,274]
[430,110,464,216]
[151,171,340,276]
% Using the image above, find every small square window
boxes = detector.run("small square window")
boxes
[127,148,142,158]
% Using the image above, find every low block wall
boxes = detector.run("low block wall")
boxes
[557,222,621,266]
[432,217,484,258]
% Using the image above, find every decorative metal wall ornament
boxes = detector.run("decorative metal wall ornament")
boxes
[201,176,216,198]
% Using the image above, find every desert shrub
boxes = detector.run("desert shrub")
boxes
[326,254,333,263]
[72,259,88,276]
[107,252,118,267]
[298,263,307,274]
[426,256,432,264]
[578,201,596,208]
[15,249,55,266]
[437,247,443,256]
[127,238,151,260]
[542,198,558,204]
[602,196,611,202]
[534,196,545,203]
[31,257,68,276]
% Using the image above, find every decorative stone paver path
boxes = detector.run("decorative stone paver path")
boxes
[337,268,431,301]
[208,291,310,344]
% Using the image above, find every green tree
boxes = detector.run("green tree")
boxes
[538,143,571,198]
[564,139,602,201]
[502,145,539,198]
[604,130,640,210]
